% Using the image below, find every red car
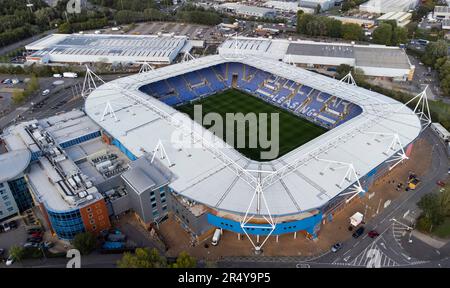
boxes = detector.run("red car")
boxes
[437,181,446,187]
[30,232,43,238]
[368,230,379,238]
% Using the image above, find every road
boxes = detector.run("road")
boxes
[0,30,56,57]
[0,73,127,131]
[219,128,449,268]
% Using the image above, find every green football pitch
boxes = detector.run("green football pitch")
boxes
[176,89,327,161]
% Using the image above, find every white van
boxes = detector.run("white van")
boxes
[211,228,222,246]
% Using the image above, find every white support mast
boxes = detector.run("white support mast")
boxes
[150,139,173,167]
[240,180,276,253]
[340,72,357,86]
[100,101,118,122]
[137,62,155,74]
[315,158,365,203]
[81,65,105,99]
[182,52,195,62]
[398,86,431,131]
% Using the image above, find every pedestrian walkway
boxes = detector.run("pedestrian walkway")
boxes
[412,230,448,249]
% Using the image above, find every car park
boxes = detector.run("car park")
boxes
[352,227,365,238]
[437,180,446,187]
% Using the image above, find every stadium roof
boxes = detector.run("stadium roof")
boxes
[26,34,190,64]
[85,54,421,217]
[0,149,31,182]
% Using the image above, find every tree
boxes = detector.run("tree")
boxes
[341,23,363,41]
[392,27,408,46]
[117,248,167,268]
[170,251,197,268]
[327,19,342,38]
[9,245,25,261]
[417,193,444,226]
[12,90,25,104]
[73,232,97,255]
[315,4,321,14]
[421,40,449,66]
[372,23,393,45]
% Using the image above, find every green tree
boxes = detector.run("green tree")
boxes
[392,27,408,46]
[418,193,444,226]
[327,19,342,38]
[117,248,167,268]
[73,232,97,255]
[58,22,72,33]
[421,40,449,66]
[341,23,363,41]
[9,245,25,261]
[170,251,197,268]
[372,23,393,45]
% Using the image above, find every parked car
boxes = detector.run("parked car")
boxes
[368,230,379,238]
[8,221,17,229]
[30,232,43,238]
[437,180,446,187]
[42,89,50,96]
[352,227,365,238]
[24,242,39,248]
[331,243,342,253]
[43,241,54,249]
[5,255,14,266]
[27,236,42,243]
[27,227,42,233]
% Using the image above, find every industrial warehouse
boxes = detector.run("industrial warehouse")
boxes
[218,37,415,81]
[24,33,197,65]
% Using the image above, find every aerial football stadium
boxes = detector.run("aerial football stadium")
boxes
[84,53,422,246]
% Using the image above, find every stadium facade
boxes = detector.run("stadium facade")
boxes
[0,54,422,243]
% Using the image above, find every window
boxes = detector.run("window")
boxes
[151,203,157,208]
[86,207,92,213]
[2,195,8,201]
[89,219,95,225]
[152,210,159,217]
[7,207,14,212]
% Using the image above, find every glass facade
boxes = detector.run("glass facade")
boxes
[47,208,85,240]
[59,131,101,149]
[8,177,33,213]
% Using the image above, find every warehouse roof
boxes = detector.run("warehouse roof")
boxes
[26,33,190,64]
[354,46,411,69]
[286,42,355,58]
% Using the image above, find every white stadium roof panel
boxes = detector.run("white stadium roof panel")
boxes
[85,55,421,217]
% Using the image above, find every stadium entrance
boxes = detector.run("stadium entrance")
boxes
[231,74,238,88]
